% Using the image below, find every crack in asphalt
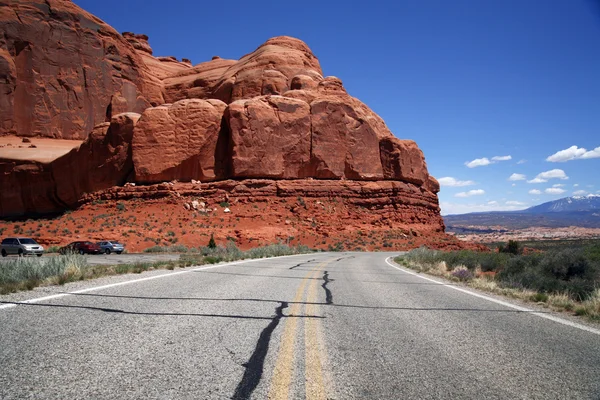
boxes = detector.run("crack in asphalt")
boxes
[231,301,289,400]
[322,270,333,304]
[289,259,315,269]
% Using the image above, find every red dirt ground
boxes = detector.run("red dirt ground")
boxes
[0,194,483,253]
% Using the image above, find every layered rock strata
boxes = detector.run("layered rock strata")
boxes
[0,0,444,243]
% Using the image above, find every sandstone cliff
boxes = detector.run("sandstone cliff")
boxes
[0,1,448,249]
[0,0,162,139]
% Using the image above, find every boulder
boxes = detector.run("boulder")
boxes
[226,96,311,178]
[379,137,430,187]
[132,99,227,183]
[0,0,162,139]
[310,96,383,180]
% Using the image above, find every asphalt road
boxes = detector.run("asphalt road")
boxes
[0,252,599,399]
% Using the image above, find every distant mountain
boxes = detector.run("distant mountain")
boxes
[525,194,600,213]
[444,195,600,230]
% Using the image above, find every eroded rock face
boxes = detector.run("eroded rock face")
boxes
[123,32,153,55]
[162,36,323,104]
[0,0,162,139]
[132,99,227,183]
[0,113,139,216]
[227,96,311,178]
[0,13,442,248]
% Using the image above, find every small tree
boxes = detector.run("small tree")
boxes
[499,240,521,255]
[208,233,216,249]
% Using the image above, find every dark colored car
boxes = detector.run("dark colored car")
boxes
[59,241,102,255]
[97,241,125,254]
[1,237,44,257]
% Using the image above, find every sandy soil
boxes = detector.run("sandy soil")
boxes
[0,136,83,163]
[0,196,472,253]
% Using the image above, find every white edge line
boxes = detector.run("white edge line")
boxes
[385,256,600,336]
[0,253,311,311]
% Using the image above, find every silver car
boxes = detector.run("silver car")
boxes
[97,241,125,254]
[1,237,44,257]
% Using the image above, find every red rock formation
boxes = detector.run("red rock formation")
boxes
[162,57,238,103]
[132,99,227,183]
[162,37,322,104]
[0,113,138,216]
[0,3,445,247]
[0,0,162,139]
[227,96,312,178]
[122,32,153,55]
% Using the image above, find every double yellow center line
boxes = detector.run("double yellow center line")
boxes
[268,261,330,400]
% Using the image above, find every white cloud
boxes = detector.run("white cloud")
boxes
[574,184,579,187]
[546,145,600,162]
[465,158,491,168]
[529,189,542,195]
[487,201,498,205]
[438,177,476,187]
[511,183,516,187]
[552,184,565,187]
[528,178,548,184]
[455,189,485,198]
[527,169,569,183]
[517,159,527,164]
[465,155,513,168]
[545,188,566,195]
[581,147,600,159]
[573,190,588,196]
[506,201,526,206]
[508,173,526,181]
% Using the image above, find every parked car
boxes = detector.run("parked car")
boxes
[1,237,44,257]
[59,241,101,255]
[97,241,125,254]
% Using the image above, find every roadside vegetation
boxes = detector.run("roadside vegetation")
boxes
[395,241,600,322]
[0,242,314,295]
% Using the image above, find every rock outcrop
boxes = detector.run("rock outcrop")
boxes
[227,96,312,179]
[0,112,138,216]
[0,0,162,139]
[161,36,322,105]
[132,99,227,183]
[0,1,446,248]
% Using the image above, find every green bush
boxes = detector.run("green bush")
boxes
[497,249,599,301]
[499,240,521,255]
[208,233,216,249]
[0,254,88,291]
[402,246,600,301]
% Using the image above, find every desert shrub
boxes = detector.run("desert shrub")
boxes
[208,233,217,249]
[584,244,600,262]
[440,250,480,270]
[450,266,473,281]
[404,247,442,266]
[46,246,60,253]
[143,245,188,253]
[498,240,521,255]
[0,254,88,292]
[497,249,599,301]
[478,252,510,272]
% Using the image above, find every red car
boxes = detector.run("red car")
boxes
[59,241,102,255]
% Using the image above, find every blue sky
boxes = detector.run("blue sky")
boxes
[74,0,600,215]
